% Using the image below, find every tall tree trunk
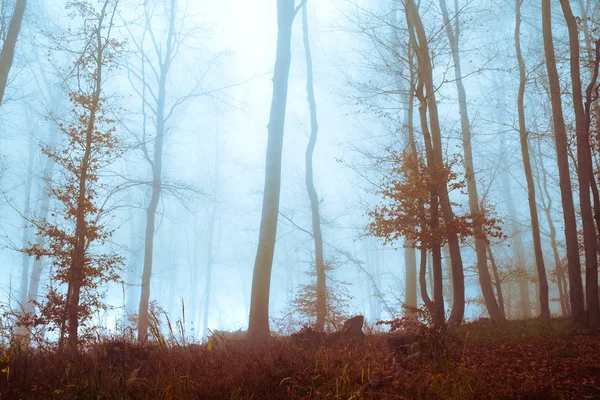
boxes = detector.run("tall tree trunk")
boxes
[486,244,506,319]
[497,86,532,319]
[419,248,433,310]
[405,0,449,326]
[301,2,326,332]
[0,0,26,105]
[541,0,584,323]
[18,132,34,308]
[247,0,298,340]
[138,0,176,342]
[515,0,550,320]
[394,0,417,315]
[438,0,503,322]
[559,0,600,327]
[534,137,569,316]
[201,131,221,339]
[405,0,471,325]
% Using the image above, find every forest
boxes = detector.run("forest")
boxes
[0,0,599,398]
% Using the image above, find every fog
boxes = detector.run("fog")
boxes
[0,0,597,347]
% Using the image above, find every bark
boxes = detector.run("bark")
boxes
[405,0,448,326]
[515,0,550,320]
[419,248,433,311]
[247,0,299,340]
[64,23,105,353]
[438,0,503,322]
[395,0,417,315]
[534,137,569,316]
[301,2,326,332]
[486,244,506,319]
[138,0,176,342]
[404,242,417,310]
[18,133,34,308]
[559,0,600,327]
[541,0,584,323]
[497,85,531,319]
[0,0,26,105]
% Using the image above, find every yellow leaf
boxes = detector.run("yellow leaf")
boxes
[207,341,213,351]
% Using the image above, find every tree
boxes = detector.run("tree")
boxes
[124,0,217,342]
[514,0,550,320]
[247,0,305,341]
[301,1,326,333]
[540,0,584,323]
[403,0,470,325]
[438,0,504,322]
[25,0,123,353]
[559,0,600,327]
[0,0,26,105]
[533,136,569,316]
[368,150,504,325]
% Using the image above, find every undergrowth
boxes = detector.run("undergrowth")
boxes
[0,318,598,399]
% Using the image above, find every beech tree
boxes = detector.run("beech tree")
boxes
[124,0,219,341]
[24,0,123,353]
[514,0,550,319]
[540,0,584,323]
[438,0,504,323]
[559,0,600,327]
[301,1,327,332]
[247,0,305,341]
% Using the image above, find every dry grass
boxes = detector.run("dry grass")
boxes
[1,319,599,399]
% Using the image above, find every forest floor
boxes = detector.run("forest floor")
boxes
[1,318,599,399]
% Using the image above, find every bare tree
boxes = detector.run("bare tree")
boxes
[301,1,326,332]
[124,0,219,341]
[247,0,305,340]
[438,0,503,322]
[514,0,550,320]
[559,0,600,327]
[541,0,585,324]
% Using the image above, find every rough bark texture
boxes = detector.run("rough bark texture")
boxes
[247,0,297,341]
[514,0,550,320]
[0,0,26,105]
[541,0,584,323]
[439,0,503,322]
[301,2,327,332]
[559,0,600,327]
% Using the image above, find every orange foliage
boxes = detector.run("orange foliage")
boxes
[368,150,505,249]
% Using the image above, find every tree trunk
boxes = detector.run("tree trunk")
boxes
[406,0,466,325]
[419,248,433,311]
[201,131,221,339]
[404,242,417,310]
[486,244,506,319]
[247,0,297,341]
[301,2,326,332]
[0,0,26,105]
[395,0,417,315]
[138,0,176,342]
[497,86,532,319]
[18,132,34,308]
[438,0,503,322]
[515,0,550,320]
[534,136,569,316]
[559,0,600,327]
